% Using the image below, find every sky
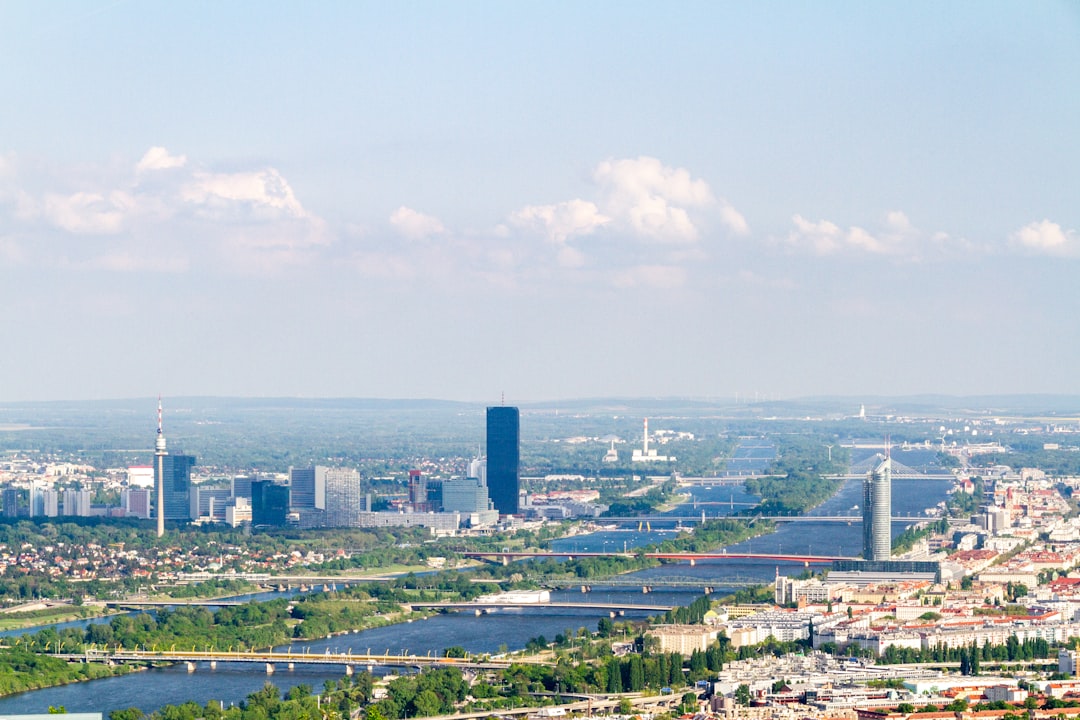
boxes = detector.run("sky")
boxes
[1,1,1078,404]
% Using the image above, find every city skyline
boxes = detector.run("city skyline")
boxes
[1,3,1078,403]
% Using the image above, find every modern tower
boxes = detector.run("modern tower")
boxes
[862,452,892,561]
[486,405,520,515]
[155,397,167,537]
[324,467,364,527]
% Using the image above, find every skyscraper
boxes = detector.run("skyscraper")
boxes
[486,406,520,515]
[289,466,325,510]
[158,454,196,521]
[251,480,289,527]
[862,454,892,561]
[324,467,364,527]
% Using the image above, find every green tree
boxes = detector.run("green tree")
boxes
[735,684,751,706]
[412,690,442,717]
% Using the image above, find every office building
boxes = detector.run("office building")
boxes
[862,454,892,561]
[231,475,254,501]
[441,477,491,514]
[408,470,430,511]
[156,454,196,521]
[324,467,366,527]
[191,487,231,522]
[226,497,252,527]
[123,488,151,519]
[486,406,520,515]
[127,466,154,488]
[251,480,289,527]
[289,466,326,511]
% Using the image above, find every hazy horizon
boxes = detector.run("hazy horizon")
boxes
[2,3,1077,403]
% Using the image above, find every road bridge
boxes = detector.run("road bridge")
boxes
[462,550,857,564]
[60,648,534,672]
[104,600,248,609]
[594,514,931,524]
[407,600,673,613]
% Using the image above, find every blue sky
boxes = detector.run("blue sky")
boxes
[1,1,1078,403]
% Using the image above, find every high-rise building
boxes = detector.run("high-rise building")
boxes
[2,488,24,517]
[324,467,365,527]
[123,488,151,519]
[486,406,520,515]
[191,487,231,522]
[862,455,892,561]
[251,480,289,527]
[408,470,431,512]
[156,454,196,521]
[441,477,490,514]
[62,489,93,517]
[232,475,254,501]
[42,489,60,517]
[29,483,46,517]
[289,466,326,510]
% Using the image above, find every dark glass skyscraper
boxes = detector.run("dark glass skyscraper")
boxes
[157,454,196,520]
[251,480,289,527]
[486,406,520,515]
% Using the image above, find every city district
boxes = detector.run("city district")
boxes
[1,399,1080,720]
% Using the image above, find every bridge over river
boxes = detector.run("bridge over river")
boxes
[463,550,858,564]
[59,648,535,672]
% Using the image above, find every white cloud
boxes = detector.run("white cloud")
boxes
[506,157,745,277]
[786,210,926,258]
[594,156,720,243]
[510,199,610,267]
[136,146,187,173]
[4,147,330,274]
[389,206,446,239]
[611,264,686,289]
[511,199,610,243]
[1011,219,1079,257]
[41,190,134,234]
[181,168,307,219]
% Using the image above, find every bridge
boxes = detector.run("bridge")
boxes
[104,600,249,609]
[594,514,931,524]
[407,600,674,613]
[473,575,769,590]
[462,550,857,564]
[59,648,533,672]
[676,475,786,486]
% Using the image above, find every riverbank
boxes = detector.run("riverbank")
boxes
[0,603,117,632]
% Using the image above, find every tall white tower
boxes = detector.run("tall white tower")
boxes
[155,397,168,538]
[643,418,650,456]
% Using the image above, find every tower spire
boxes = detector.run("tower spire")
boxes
[155,396,168,537]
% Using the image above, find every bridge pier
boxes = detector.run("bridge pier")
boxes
[288,662,295,671]
[689,558,695,567]
[501,556,509,566]
[210,661,217,670]
[345,665,354,676]
[704,587,713,595]
[642,586,651,594]
[581,585,590,593]
[186,662,196,673]
[266,663,275,675]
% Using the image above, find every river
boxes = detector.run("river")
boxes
[0,474,952,715]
